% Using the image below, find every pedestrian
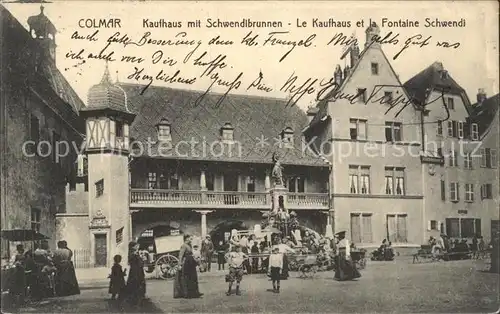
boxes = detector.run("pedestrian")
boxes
[472,235,479,259]
[277,237,295,279]
[61,240,73,260]
[108,254,126,300]
[268,246,283,293]
[23,250,37,300]
[53,241,80,297]
[201,236,214,272]
[478,236,486,259]
[251,240,260,273]
[225,245,247,296]
[173,234,203,299]
[432,235,445,261]
[10,244,26,307]
[334,231,361,281]
[217,241,228,271]
[124,241,146,306]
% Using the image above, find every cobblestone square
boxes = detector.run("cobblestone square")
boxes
[18,259,499,313]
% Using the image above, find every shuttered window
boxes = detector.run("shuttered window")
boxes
[387,214,407,243]
[440,180,446,201]
[350,213,373,244]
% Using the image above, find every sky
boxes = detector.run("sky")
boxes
[4,0,499,111]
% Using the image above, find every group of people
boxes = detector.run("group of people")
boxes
[429,234,487,260]
[372,239,395,261]
[107,241,147,308]
[6,240,80,306]
[167,229,362,300]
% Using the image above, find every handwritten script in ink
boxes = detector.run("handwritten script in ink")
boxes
[66,27,460,120]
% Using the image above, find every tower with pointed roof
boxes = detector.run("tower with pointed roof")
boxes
[27,5,57,61]
[80,63,136,267]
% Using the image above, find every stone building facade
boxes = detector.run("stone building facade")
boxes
[0,6,84,257]
[305,23,424,248]
[56,66,331,268]
[405,62,499,244]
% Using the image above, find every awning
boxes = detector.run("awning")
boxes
[1,229,49,242]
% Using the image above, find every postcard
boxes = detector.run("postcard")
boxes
[1,1,499,313]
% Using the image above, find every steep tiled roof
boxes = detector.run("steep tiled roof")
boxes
[1,6,85,120]
[82,64,131,114]
[120,83,329,167]
[470,93,499,139]
[308,40,415,130]
[308,45,372,128]
[403,61,471,112]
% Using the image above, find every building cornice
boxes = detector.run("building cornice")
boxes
[329,138,421,146]
[334,194,423,200]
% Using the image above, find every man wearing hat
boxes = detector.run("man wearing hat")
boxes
[201,235,214,272]
[334,230,361,281]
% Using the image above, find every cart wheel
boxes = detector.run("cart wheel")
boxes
[310,265,318,278]
[298,265,309,278]
[156,254,179,280]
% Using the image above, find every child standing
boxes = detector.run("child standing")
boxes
[225,245,247,296]
[269,246,283,293]
[217,241,228,270]
[108,255,127,300]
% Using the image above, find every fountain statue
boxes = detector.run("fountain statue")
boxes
[271,153,284,187]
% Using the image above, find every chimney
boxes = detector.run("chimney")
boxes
[365,22,380,48]
[477,88,487,104]
[334,65,343,86]
[350,42,360,68]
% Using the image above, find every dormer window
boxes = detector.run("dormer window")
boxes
[440,70,449,80]
[156,118,172,142]
[221,122,234,142]
[282,127,294,148]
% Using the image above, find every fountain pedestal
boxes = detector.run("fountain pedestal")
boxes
[270,184,288,214]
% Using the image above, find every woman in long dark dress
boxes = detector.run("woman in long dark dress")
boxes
[334,231,361,281]
[53,241,80,297]
[173,234,203,299]
[125,241,146,306]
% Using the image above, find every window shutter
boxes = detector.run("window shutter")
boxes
[456,183,460,200]
[480,148,486,167]
[458,121,464,139]
[471,123,479,141]
[437,221,442,231]
[441,180,446,201]
[447,121,453,137]
[491,149,497,168]
[427,220,431,231]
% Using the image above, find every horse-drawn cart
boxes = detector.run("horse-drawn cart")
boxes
[142,235,182,280]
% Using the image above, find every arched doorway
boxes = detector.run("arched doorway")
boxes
[209,220,247,248]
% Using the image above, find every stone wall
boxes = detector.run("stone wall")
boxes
[55,213,90,250]
[2,88,81,252]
